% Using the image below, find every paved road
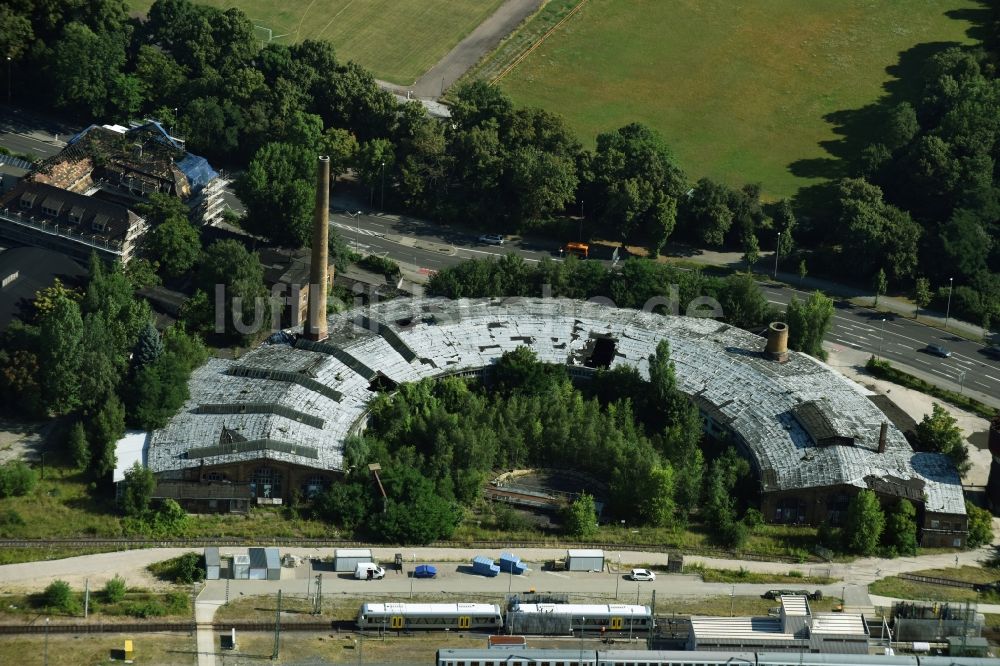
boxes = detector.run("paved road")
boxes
[330,205,1000,407]
[376,0,543,96]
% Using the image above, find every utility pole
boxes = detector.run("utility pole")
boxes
[878,318,886,360]
[44,618,49,666]
[945,277,954,330]
[84,579,89,619]
[313,574,323,615]
[272,589,282,660]
[380,161,385,210]
[773,231,781,278]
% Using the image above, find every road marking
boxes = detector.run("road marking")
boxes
[983,374,1000,383]
[545,571,569,579]
[973,381,990,389]
[912,358,931,366]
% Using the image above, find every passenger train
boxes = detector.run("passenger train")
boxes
[436,649,999,666]
[356,602,503,631]
[356,601,653,634]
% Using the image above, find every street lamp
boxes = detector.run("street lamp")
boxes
[878,318,886,360]
[615,554,621,599]
[945,277,954,330]
[379,161,385,210]
[773,231,781,279]
[6,56,11,105]
[351,210,363,253]
[44,617,49,666]
[958,370,967,395]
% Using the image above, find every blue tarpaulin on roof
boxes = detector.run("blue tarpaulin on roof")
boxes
[175,153,219,193]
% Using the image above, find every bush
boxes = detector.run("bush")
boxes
[165,591,189,615]
[967,501,994,548]
[0,461,38,498]
[42,580,76,614]
[121,600,166,618]
[103,576,126,603]
[866,356,996,420]
[743,507,764,530]
[357,254,401,277]
[148,552,205,584]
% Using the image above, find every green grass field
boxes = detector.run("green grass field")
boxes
[495,0,980,199]
[128,0,505,84]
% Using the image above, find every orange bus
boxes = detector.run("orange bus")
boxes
[563,242,589,259]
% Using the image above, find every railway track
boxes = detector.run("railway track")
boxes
[0,539,803,563]
[0,621,338,635]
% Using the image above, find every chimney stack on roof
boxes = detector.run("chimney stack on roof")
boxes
[765,321,789,362]
[878,421,888,453]
[304,155,330,342]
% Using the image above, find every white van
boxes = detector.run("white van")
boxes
[354,562,385,580]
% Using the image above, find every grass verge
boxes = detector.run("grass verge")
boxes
[866,357,997,419]
[686,564,836,585]
[0,632,194,666]
[869,565,1000,604]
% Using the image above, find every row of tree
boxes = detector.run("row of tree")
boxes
[428,254,835,358]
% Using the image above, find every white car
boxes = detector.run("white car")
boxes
[629,568,656,581]
[478,234,505,245]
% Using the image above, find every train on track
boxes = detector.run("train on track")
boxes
[355,602,653,635]
[436,649,999,666]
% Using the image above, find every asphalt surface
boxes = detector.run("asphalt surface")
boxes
[331,205,1000,407]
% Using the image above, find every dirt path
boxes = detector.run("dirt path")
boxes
[380,0,543,99]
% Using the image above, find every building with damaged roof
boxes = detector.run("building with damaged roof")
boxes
[146,297,966,545]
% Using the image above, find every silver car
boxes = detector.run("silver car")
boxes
[478,234,504,245]
[629,568,656,581]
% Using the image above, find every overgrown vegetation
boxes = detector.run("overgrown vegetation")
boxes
[148,553,205,584]
[687,564,835,585]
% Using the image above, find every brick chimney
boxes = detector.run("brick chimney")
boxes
[303,155,330,342]
[878,421,888,453]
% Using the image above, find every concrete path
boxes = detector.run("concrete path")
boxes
[379,0,543,98]
[195,586,223,666]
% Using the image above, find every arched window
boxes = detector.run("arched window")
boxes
[250,467,282,499]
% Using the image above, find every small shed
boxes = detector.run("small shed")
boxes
[204,547,221,580]
[264,547,281,581]
[334,548,373,572]
[248,548,268,580]
[231,554,250,580]
[565,549,604,572]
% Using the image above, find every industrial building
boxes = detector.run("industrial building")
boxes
[688,595,869,654]
[434,650,998,666]
[147,295,967,543]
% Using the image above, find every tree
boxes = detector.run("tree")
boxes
[198,240,271,344]
[874,268,888,308]
[742,233,760,273]
[719,272,771,331]
[236,142,316,246]
[588,123,685,248]
[38,293,84,414]
[128,352,191,429]
[966,501,993,547]
[564,492,598,538]
[798,259,808,285]
[314,479,371,531]
[835,178,922,280]
[43,580,76,614]
[133,322,164,369]
[321,128,358,186]
[785,291,834,359]
[371,465,460,544]
[884,499,918,556]
[45,22,129,118]
[88,394,125,478]
[913,277,931,318]
[103,575,126,603]
[915,403,970,475]
[67,422,90,470]
[148,215,201,278]
[683,178,733,246]
[122,462,156,517]
[845,490,885,555]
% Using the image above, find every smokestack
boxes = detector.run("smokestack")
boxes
[765,321,789,362]
[304,155,330,341]
[878,421,888,453]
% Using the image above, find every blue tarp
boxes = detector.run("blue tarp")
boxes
[175,152,220,194]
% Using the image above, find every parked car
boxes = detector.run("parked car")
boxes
[983,345,1000,359]
[478,234,504,245]
[629,568,656,581]
[926,344,952,358]
[761,589,822,600]
[413,564,437,579]
[354,563,385,580]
